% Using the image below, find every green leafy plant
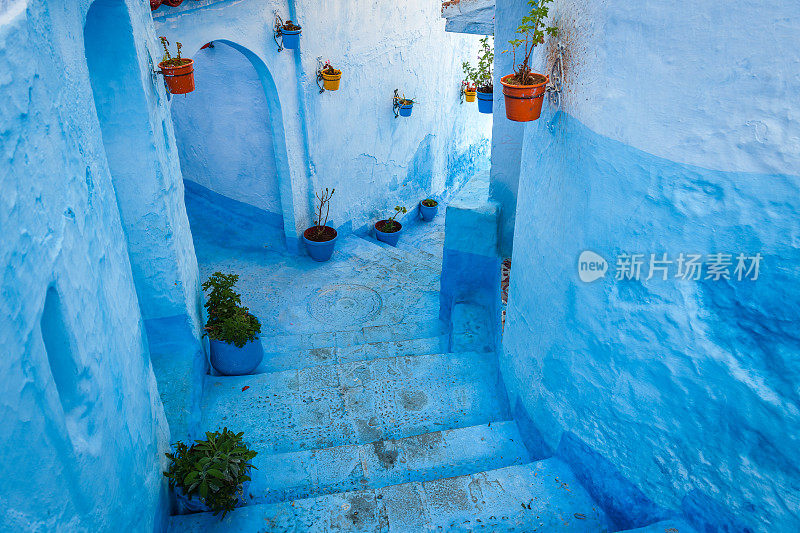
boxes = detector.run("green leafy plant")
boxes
[505,0,558,85]
[421,199,438,207]
[462,36,494,92]
[202,272,261,347]
[164,428,258,517]
[159,36,191,67]
[379,206,407,233]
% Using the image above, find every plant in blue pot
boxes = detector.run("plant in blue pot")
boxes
[394,93,416,117]
[375,206,407,246]
[280,19,302,49]
[303,188,337,262]
[463,36,494,113]
[202,272,263,375]
[164,428,257,516]
[419,198,438,221]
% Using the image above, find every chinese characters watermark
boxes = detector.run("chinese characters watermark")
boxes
[579,251,762,283]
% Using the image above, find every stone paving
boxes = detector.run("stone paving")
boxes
[166,182,633,532]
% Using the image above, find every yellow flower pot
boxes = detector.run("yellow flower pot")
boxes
[322,69,342,91]
[464,90,476,102]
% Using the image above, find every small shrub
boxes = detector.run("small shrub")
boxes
[159,36,191,68]
[462,36,494,92]
[202,272,261,347]
[505,0,558,85]
[378,205,407,233]
[421,199,438,207]
[164,428,258,517]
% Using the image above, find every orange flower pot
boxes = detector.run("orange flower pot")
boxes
[500,73,548,122]
[464,90,476,103]
[160,59,195,95]
[321,70,342,91]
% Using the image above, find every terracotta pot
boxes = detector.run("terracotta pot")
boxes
[464,90,476,103]
[162,0,184,6]
[150,0,162,10]
[159,59,195,94]
[321,70,342,91]
[500,73,548,122]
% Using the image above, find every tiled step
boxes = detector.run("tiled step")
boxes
[168,458,610,532]
[200,351,510,455]
[615,520,697,533]
[256,334,448,373]
[246,421,529,505]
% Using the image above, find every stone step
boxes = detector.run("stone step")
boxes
[246,421,529,505]
[200,351,510,455]
[258,318,447,354]
[339,232,440,273]
[451,301,495,353]
[168,458,610,532]
[614,520,698,533]
[256,334,449,373]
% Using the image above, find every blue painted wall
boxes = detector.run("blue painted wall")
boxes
[0,0,204,529]
[499,0,800,530]
[171,42,283,221]
[155,0,492,247]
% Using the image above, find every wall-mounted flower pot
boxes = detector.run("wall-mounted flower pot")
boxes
[375,220,403,246]
[464,90,476,103]
[477,90,493,114]
[281,28,302,49]
[500,73,548,122]
[162,0,184,6]
[303,226,338,262]
[209,337,263,375]
[160,59,195,94]
[419,200,438,221]
[321,69,342,91]
[150,0,162,10]
[398,103,414,117]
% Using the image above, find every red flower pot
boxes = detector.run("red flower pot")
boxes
[500,73,548,122]
[159,59,195,94]
[150,0,162,10]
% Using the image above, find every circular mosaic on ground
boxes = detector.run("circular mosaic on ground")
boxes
[307,284,383,326]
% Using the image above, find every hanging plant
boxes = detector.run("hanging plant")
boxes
[281,20,302,50]
[320,61,342,91]
[501,0,558,122]
[462,37,494,112]
[159,37,195,95]
[150,0,162,10]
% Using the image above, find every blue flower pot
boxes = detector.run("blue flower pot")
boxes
[477,91,493,114]
[303,227,338,262]
[209,338,263,376]
[419,201,438,221]
[375,220,403,246]
[398,103,413,117]
[281,28,301,49]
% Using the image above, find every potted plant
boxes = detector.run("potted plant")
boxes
[463,81,477,103]
[280,20,302,49]
[164,428,258,516]
[159,37,195,95]
[202,272,263,375]
[501,0,557,121]
[303,188,337,262]
[463,37,494,113]
[419,199,438,222]
[320,61,342,91]
[375,206,407,246]
[150,0,162,10]
[162,0,184,6]
[394,94,416,117]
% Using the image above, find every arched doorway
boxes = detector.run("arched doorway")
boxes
[171,40,295,252]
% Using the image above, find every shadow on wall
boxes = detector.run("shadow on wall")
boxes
[170,40,298,251]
